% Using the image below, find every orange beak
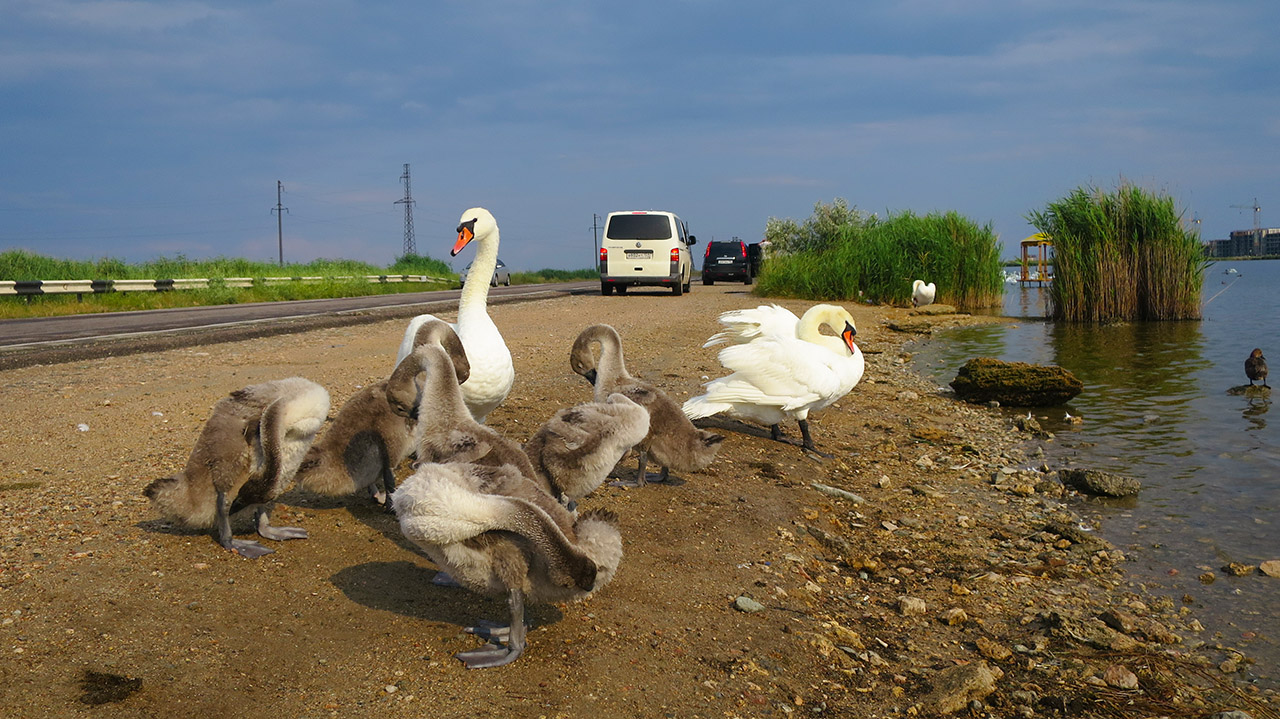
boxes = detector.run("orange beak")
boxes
[841,321,857,354]
[452,220,476,257]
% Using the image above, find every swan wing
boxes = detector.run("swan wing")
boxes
[711,339,850,410]
[703,304,800,348]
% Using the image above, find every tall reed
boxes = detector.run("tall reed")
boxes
[757,202,1004,311]
[1028,184,1205,322]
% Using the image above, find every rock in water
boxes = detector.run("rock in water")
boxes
[1059,468,1141,497]
[949,357,1083,406]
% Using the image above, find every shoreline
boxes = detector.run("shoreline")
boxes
[0,287,1273,717]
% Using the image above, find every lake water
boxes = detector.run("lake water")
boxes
[911,260,1279,686]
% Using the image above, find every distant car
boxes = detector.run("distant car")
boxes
[702,239,755,285]
[460,258,510,287]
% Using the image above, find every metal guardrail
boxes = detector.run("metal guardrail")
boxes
[0,275,451,297]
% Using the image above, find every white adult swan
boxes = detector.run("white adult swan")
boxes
[912,280,936,307]
[395,207,514,423]
[682,304,864,454]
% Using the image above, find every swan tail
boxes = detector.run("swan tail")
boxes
[681,394,730,420]
[294,446,359,497]
[573,509,623,592]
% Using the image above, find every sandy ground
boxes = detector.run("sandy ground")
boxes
[0,284,1273,718]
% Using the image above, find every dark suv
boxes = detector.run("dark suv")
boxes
[702,238,757,285]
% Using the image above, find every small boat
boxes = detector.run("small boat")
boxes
[1225,268,1239,275]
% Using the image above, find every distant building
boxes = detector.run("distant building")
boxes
[1204,228,1280,258]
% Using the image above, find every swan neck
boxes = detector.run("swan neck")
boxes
[594,330,631,392]
[458,227,499,315]
[797,315,851,355]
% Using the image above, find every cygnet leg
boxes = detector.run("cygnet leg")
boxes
[255,505,308,542]
[215,490,273,559]
[456,589,527,669]
[610,450,667,488]
[379,463,397,514]
[432,571,463,588]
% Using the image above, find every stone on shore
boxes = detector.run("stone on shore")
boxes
[949,357,1083,406]
[918,661,1002,715]
[1059,468,1141,497]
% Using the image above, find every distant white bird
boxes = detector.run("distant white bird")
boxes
[912,280,936,307]
[682,304,864,454]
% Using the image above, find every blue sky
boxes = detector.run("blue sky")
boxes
[2,0,1278,272]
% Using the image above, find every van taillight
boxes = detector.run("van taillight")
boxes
[599,248,607,262]
[670,248,680,262]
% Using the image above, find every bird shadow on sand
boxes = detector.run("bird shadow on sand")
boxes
[691,416,831,460]
[328,560,564,630]
[692,415,816,448]
[284,486,427,556]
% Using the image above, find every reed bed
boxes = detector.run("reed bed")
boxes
[757,201,1004,311]
[1029,184,1205,322]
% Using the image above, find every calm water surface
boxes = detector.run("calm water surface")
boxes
[912,260,1279,685]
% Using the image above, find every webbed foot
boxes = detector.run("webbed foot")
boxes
[255,507,308,541]
[228,539,274,559]
[457,619,525,669]
[432,571,463,588]
[455,642,522,669]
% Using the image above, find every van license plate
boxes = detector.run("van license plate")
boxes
[717,259,734,264]
[625,250,652,259]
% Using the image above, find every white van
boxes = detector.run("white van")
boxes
[599,210,695,295]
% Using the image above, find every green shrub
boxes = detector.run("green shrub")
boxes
[757,202,1004,310]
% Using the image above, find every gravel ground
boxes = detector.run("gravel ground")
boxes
[0,284,1273,718]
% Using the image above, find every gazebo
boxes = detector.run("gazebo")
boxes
[1020,234,1053,285]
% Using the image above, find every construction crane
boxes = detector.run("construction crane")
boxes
[1230,197,1261,231]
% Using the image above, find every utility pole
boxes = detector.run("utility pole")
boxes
[272,180,289,266]
[396,164,416,257]
[592,213,601,262]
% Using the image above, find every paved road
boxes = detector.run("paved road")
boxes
[0,281,595,369]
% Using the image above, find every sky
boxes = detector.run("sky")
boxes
[2,0,1279,273]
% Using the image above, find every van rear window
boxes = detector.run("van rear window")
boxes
[606,215,672,240]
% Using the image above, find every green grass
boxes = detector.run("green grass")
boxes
[1028,183,1205,322]
[510,268,597,284]
[757,201,1005,310]
[0,250,596,319]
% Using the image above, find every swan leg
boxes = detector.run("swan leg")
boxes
[798,420,833,458]
[770,424,783,441]
[255,505,308,542]
[456,589,527,669]
[215,490,273,558]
